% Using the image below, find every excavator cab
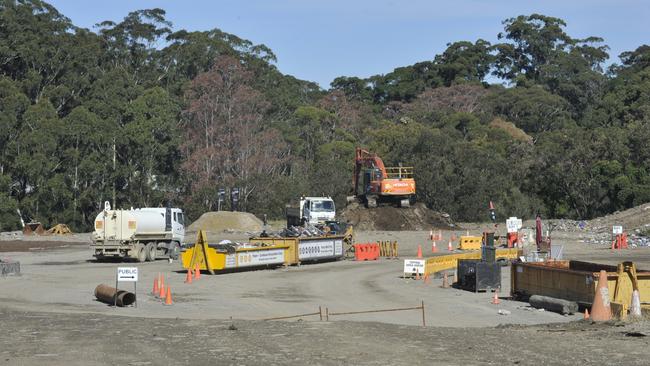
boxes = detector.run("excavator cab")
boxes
[351,147,416,208]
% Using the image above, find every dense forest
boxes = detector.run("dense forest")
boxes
[1,0,649,231]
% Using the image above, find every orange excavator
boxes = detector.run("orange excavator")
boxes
[349,147,416,208]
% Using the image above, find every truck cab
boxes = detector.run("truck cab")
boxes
[301,197,336,225]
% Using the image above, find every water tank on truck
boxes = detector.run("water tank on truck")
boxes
[91,201,185,262]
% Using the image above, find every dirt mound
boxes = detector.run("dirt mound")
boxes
[548,202,650,234]
[340,202,454,231]
[588,203,650,232]
[187,211,263,233]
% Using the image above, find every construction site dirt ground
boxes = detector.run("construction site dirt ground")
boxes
[2,227,650,365]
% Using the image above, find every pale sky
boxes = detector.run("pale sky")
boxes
[49,0,649,88]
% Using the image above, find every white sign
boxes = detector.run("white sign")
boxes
[335,239,343,256]
[298,239,343,259]
[403,259,425,274]
[225,254,236,268]
[117,267,138,282]
[235,249,285,268]
[612,225,623,234]
[506,217,523,233]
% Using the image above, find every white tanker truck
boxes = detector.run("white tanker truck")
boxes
[91,201,185,262]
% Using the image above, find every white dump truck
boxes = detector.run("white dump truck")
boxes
[286,196,336,227]
[91,201,185,262]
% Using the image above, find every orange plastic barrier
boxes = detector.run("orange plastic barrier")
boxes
[354,243,380,261]
[507,232,519,248]
[611,233,628,249]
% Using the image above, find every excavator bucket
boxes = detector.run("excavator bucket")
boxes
[23,222,45,236]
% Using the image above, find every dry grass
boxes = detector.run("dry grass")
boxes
[489,117,533,143]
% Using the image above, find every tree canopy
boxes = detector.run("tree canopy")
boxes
[0,1,648,230]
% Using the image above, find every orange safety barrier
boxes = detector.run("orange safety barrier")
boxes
[354,243,380,261]
[611,233,628,250]
[507,232,519,248]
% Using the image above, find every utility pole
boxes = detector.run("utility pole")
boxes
[112,137,116,209]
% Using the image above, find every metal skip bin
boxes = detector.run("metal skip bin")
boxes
[249,235,345,265]
[181,231,291,274]
[511,260,650,318]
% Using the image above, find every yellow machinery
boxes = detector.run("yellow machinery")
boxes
[47,224,73,235]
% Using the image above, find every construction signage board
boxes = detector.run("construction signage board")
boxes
[117,267,138,282]
[506,217,523,233]
[404,259,425,274]
[612,225,623,234]
[298,239,343,260]
[225,254,236,268]
[230,249,285,268]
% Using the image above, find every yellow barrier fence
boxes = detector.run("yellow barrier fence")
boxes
[423,248,522,276]
[458,236,482,250]
[378,241,399,258]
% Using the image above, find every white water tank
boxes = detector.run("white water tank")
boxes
[94,208,167,241]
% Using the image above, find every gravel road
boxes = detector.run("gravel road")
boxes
[1,309,648,366]
[2,227,650,365]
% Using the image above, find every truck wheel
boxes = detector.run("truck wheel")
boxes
[136,244,147,263]
[168,242,181,260]
[146,242,157,262]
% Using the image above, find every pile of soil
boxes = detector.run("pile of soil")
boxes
[187,211,263,233]
[587,203,650,232]
[340,202,454,231]
[546,202,650,234]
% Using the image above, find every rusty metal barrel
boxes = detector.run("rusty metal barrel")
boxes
[94,284,135,307]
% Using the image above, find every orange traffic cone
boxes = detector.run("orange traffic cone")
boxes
[194,262,201,280]
[453,271,458,285]
[424,273,430,284]
[590,270,612,321]
[415,271,421,280]
[442,272,449,288]
[447,240,453,251]
[584,308,590,320]
[185,269,193,284]
[417,245,423,259]
[159,276,166,299]
[491,289,500,305]
[431,241,437,253]
[164,286,173,305]
[152,276,159,295]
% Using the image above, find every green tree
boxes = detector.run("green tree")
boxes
[482,85,573,134]
[435,40,494,86]
[494,14,608,88]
